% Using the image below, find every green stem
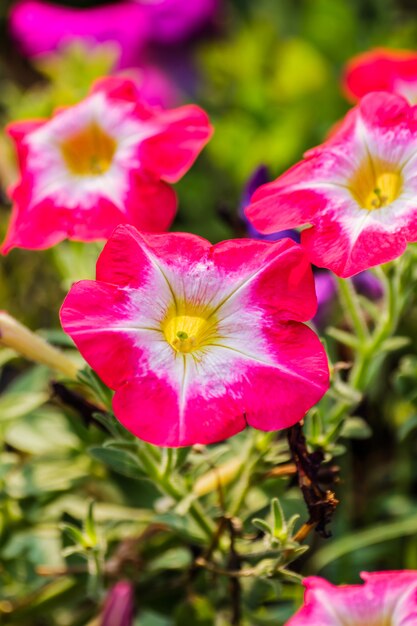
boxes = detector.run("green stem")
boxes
[336,277,369,343]
[324,264,402,444]
[87,549,104,598]
[138,443,215,540]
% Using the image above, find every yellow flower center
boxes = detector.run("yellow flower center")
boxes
[60,122,116,176]
[349,156,403,211]
[163,308,218,354]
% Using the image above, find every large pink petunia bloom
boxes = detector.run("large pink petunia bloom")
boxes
[245,92,417,277]
[2,77,212,254]
[60,225,329,447]
[286,571,417,626]
[9,0,149,70]
[344,48,417,104]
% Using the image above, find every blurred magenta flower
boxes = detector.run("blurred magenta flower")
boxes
[9,0,149,69]
[101,580,133,626]
[9,0,218,67]
[286,571,417,625]
[343,48,417,104]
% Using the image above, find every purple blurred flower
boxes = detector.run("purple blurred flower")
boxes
[240,166,300,243]
[313,271,337,329]
[142,0,219,44]
[101,581,134,626]
[313,270,384,329]
[353,270,384,300]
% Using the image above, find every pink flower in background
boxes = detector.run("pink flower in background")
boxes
[246,92,417,277]
[286,571,417,625]
[344,48,417,104]
[9,0,218,66]
[101,581,134,626]
[60,225,329,447]
[9,0,149,69]
[9,0,219,105]
[2,77,212,253]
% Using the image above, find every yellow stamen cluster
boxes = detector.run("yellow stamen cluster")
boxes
[60,122,116,176]
[349,156,402,211]
[162,307,218,354]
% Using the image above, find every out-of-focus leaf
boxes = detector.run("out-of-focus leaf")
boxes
[7,456,91,498]
[138,612,171,626]
[0,392,48,423]
[2,526,63,568]
[398,414,417,441]
[270,38,330,101]
[312,512,417,571]
[89,446,145,479]
[340,417,372,440]
[148,548,191,572]
[175,596,215,625]
[4,408,80,453]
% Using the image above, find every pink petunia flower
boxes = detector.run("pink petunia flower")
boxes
[9,0,150,70]
[245,92,417,277]
[9,0,218,66]
[60,224,329,447]
[344,48,417,104]
[286,571,417,625]
[2,77,212,253]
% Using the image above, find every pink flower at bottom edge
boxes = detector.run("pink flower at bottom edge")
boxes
[246,92,417,278]
[101,580,134,626]
[343,48,417,104]
[286,571,417,626]
[2,76,212,253]
[60,225,329,447]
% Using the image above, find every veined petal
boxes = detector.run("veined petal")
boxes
[246,91,417,276]
[2,77,211,252]
[61,225,329,447]
[286,571,417,626]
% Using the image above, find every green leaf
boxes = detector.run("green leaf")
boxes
[380,336,411,353]
[175,596,215,625]
[312,512,417,571]
[398,414,417,441]
[271,498,286,537]
[340,417,372,440]
[5,408,80,453]
[60,523,86,548]
[252,519,271,535]
[148,548,191,572]
[84,500,97,546]
[88,446,144,479]
[326,327,359,349]
[0,392,48,422]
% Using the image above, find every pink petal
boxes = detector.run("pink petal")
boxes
[138,105,214,183]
